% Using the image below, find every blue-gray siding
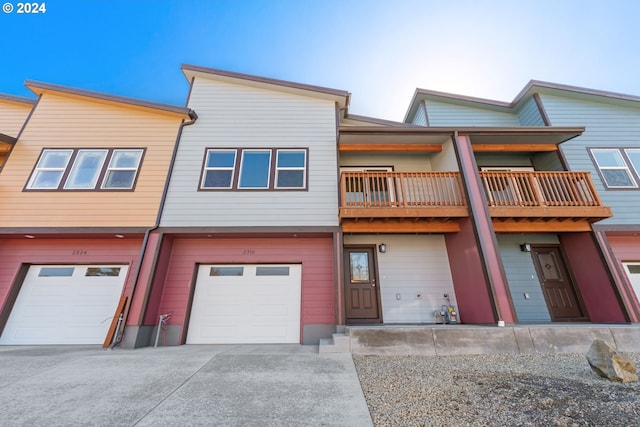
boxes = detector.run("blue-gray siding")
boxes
[498,234,559,322]
[425,100,520,126]
[542,93,640,225]
[516,97,545,126]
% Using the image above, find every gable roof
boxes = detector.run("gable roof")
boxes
[181,64,351,112]
[405,80,640,123]
[25,80,195,120]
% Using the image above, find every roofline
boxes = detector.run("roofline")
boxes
[181,64,350,99]
[339,125,584,136]
[0,93,36,106]
[405,80,640,122]
[514,79,640,105]
[343,113,417,127]
[24,80,195,119]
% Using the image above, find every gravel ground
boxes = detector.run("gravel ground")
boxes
[353,353,640,427]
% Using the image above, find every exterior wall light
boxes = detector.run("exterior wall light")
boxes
[378,243,387,253]
[520,243,531,252]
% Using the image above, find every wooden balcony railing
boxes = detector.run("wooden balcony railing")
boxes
[479,171,604,208]
[340,171,466,210]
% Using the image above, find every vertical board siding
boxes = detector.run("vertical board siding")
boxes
[0,238,143,313]
[542,93,640,225]
[340,152,433,171]
[161,78,339,227]
[0,94,183,227]
[425,100,520,126]
[344,234,456,323]
[516,97,545,126]
[152,237,335,335]
[497,234,558,322]
[0,100,32,137]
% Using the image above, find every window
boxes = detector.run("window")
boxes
[28,149,73,189]
[239,150,271,189]
[39,267,75,277]
[85,267,121,277]
[200,148,308,190]
[102,149,143,189]
[276,150,306,188]
[202,150,236,189]
[64,150,108,189]
[210,266,244,276]
[590,148,639,189]
[26,148,144,191]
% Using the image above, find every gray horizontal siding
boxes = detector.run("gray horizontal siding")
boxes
[516,97,545,126]
[542,94,640,225]
[161,78,339,227]
[425,100,520,126]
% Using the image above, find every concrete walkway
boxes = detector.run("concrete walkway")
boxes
[0,344,373,427]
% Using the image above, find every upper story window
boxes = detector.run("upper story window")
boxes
[590,148,639,189]
[26,148,144,191]
[200,148,308,191]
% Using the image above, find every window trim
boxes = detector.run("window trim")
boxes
[198,147,309,191]
[101,149,144,190]
[275,149,307,189]
[27,149,74,190]
[63,149,109,190]
[24,147,146,192]
[589,148,640,190]
[201,149,237,189]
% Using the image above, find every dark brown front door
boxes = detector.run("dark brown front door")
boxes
[531,246,587,321]
[344,247,382,323]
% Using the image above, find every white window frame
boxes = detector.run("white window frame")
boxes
[238,149,272,189]
[201,149,237,189]
[101,149,144,190]
[590,148,638,189]
[27,149,73,189]
[275,149,307,189]
[63,149,108,189]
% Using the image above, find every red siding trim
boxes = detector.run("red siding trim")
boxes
[560,233,626,322]
[0,238,143,320]
[445,218,496,323]
[147,237,335,342]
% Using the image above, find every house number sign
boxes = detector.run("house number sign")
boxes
[243,249,255,255]
[72,250,88,255]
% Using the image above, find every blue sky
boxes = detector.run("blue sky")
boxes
[1,0,639,121]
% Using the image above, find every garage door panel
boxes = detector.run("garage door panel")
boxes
[187,264,301,344]
[0,265,128,345]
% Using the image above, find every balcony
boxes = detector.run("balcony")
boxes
[339,171,468,233]
[480,171,612,232]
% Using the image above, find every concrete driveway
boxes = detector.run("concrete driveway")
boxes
[0,344,373,426]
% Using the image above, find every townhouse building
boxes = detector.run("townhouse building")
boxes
[1,68,637,349]
[0,82,194,345]
[403,81,636,325]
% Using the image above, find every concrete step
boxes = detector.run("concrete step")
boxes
[318,333,351,354]
[346,325,640,356]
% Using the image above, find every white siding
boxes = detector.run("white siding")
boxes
[344,234,456,323]
[425,100,520,126]
[542,94,640,225]
[161,77,339,227]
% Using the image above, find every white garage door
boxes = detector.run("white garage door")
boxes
[0,265,128,345]
[623,262,640,303]
[186,264,301,344]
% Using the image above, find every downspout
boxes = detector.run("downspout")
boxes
[111,109,198,348]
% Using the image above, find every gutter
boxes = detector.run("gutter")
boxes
[111,109,198,348]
